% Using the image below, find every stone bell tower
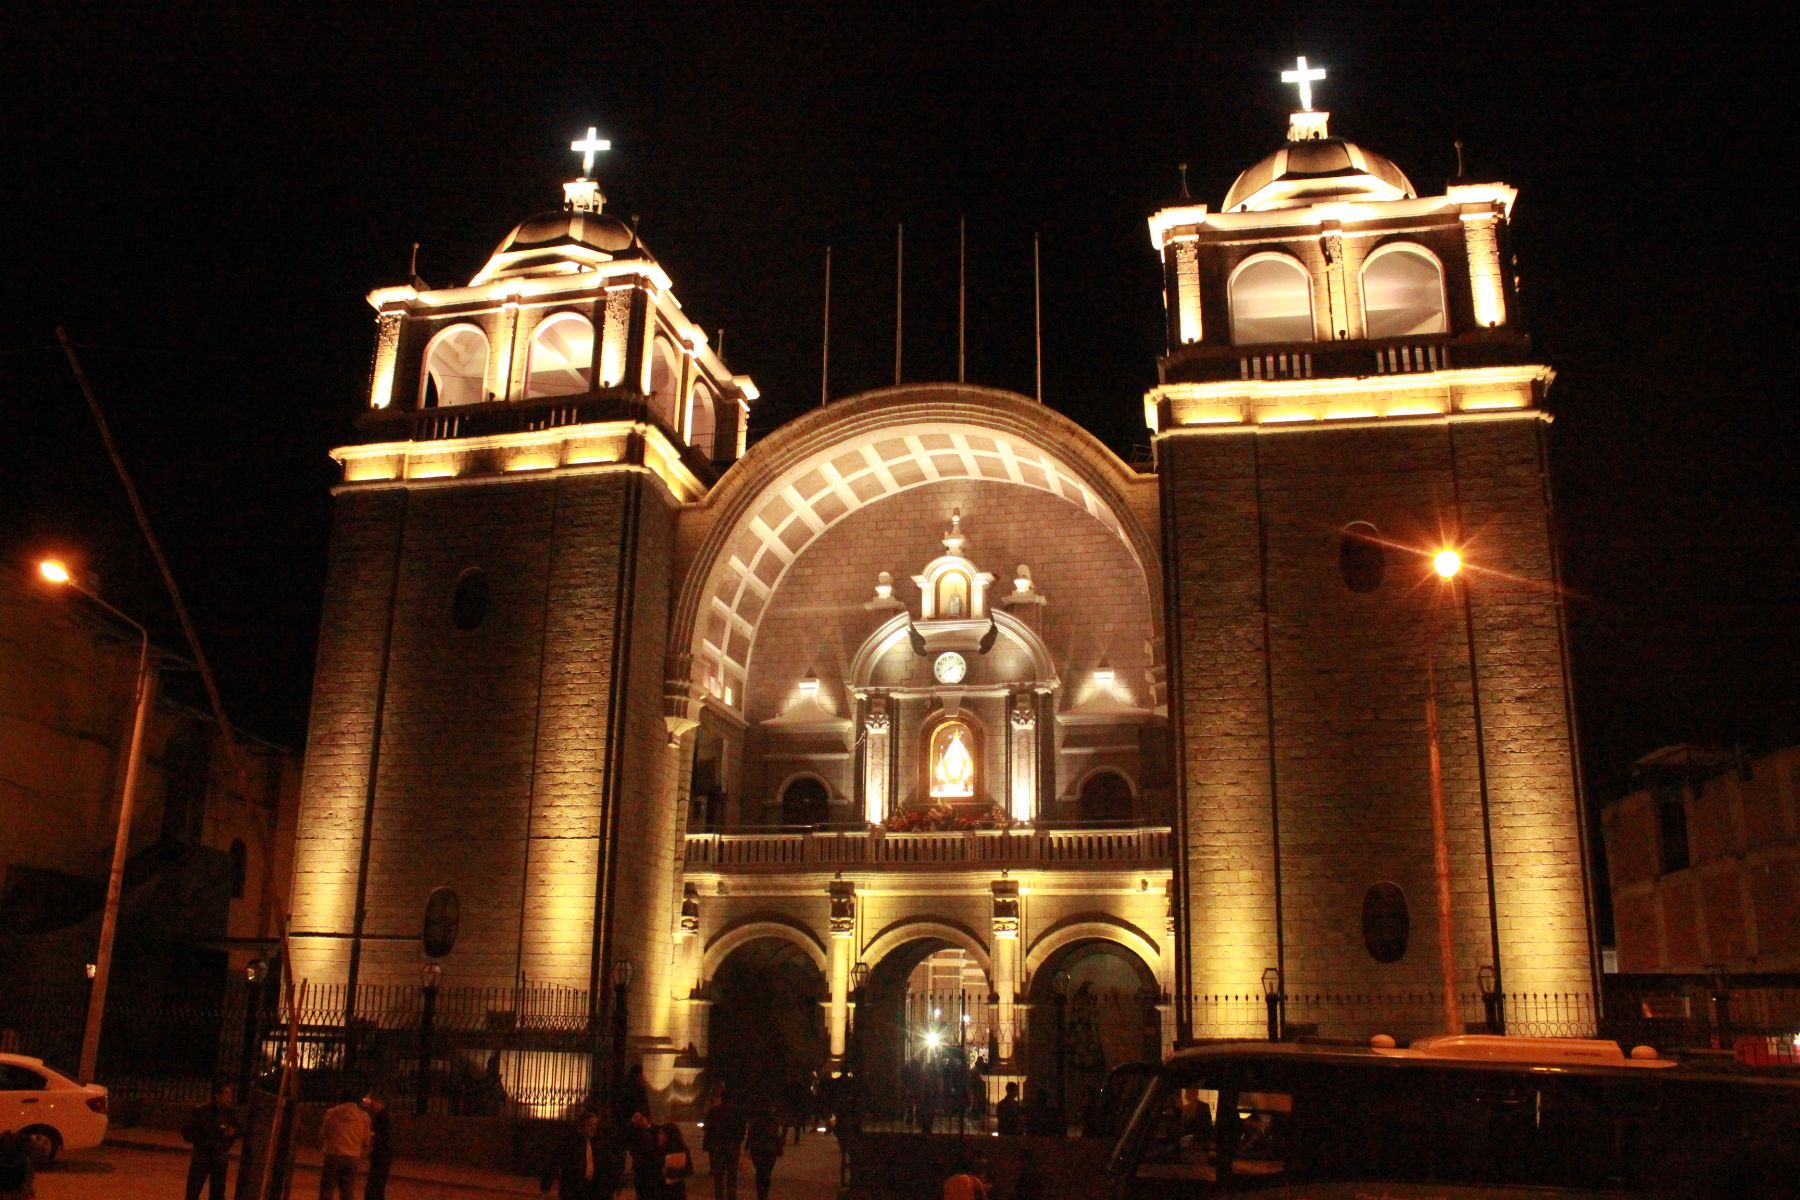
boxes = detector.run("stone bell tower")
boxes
[287,129,756,1034]
[1151,61,1598,1035]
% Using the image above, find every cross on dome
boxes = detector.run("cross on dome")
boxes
[570,126,612,177]
[1281,56,1326,111]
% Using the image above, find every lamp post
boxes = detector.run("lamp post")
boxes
[39,559,154,1084]
[238,958,268,1098]
[1261,967,1284,1042]
[1477,965,1503,1034]
[611,959,634,1093]
[416,962,442,1116]
[1424,549,1466,1036]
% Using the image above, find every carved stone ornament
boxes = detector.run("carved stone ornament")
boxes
[829,880,856,936]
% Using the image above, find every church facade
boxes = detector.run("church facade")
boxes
[288,87,1599,1106]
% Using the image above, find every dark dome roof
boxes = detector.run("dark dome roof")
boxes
[492,209,643,257]
[1223,137,1416,212]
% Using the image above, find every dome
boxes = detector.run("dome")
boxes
[1223,136,1416,213]
[490,209,644,258]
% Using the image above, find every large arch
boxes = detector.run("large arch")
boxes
[1024,914,1162,982]
[861,917,993,986]
[702,917,829,980]
[669,385,1161,722]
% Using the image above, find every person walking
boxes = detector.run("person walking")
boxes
[629,1113,692,1200]
[318,1090,373,1200]
[540,1110,621,1199]
[361,1093,392,1200]
[745,1106,784,1200]
[701,1083,745,1200]
[181,1082,240,1200]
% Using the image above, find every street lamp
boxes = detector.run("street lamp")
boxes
[238,958,268,1097]
[1260,967,1284,1042]
[39,558,154,1083]
[1423,548,1466,1036]
[1477,965,1504,1034]
[416,962,442,1115]
[611,959,634,1092]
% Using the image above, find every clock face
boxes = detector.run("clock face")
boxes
[933,651,967,684]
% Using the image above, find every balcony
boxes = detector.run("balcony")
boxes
[1159,329,1531,386]
[683,824,1173,873]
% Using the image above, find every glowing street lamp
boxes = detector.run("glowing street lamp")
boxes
[1424,547,1464,1035]
[37,558,154,1082]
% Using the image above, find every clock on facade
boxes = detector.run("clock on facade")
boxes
[933,651,967,684]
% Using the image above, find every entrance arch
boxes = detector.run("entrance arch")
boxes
[1023,936,1161,1125]
[705,935,829,1109]
[855,933,992,1126]
[669,385,1163,722]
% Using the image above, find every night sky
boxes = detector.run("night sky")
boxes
[4,3,1793,815]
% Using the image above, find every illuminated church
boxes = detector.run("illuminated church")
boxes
[289,70,1599,1108]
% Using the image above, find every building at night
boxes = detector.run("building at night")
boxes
[288,77,1600,1108]
[1603,744,1800,974]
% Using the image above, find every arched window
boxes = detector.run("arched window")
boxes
[1361,244,1448,339]
[420,325,489,408]
[687,383,718,459]
[780,776,831,825]
[422,887,461,958]
[1339,522,1386,593]
[928,719,978,800]
[1077,770,1134,822]
[523,312,595,399]
[1362,882,1410,963]
[1229,254,1314,344]
[649,337,683,429]
[935,571,970,619]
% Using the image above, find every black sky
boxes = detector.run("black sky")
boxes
[3,1,1794,809]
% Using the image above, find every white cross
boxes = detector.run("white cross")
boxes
[1281,56,1326,111]
[570,126,612,176]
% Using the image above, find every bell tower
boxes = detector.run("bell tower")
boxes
[1152,62,1598,1034]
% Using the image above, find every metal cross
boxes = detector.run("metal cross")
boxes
[1281,56,1326,111]
[570,126,612,176]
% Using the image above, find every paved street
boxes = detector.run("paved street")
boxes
[31,1123,846,1200]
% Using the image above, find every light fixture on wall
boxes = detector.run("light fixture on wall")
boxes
[800,669,820,698]
[1093,659,1115,689]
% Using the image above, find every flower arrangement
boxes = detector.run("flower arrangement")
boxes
[882,803,1019,833]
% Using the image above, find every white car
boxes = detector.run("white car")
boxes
[0,1053,108,1163]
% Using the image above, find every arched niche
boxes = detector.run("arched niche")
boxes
[420,323,489,408]
[920,711,983,803]
[1076,767,1136,821]
[649,336,683,430]
[523,312,595,398]
[1229,253,1315,345]
[1361,242,1448,339]
[686,382,719,460]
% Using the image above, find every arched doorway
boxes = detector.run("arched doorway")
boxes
[1024,940,1160,1128]
[858,941,991,1127]
[706,937,828,1108]
[1077,769,1134,821]
[779,775,830,825]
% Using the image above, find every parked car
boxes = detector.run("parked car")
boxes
[0,1053,108,1164]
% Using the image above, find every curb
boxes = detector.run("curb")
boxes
[102,1134,538,1195]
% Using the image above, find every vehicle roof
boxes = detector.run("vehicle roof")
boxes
[0,1053,47,1067]
[1163,1037,1800,1087]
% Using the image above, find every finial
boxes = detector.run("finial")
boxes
[1454,139,1467,178]
[1178,162,1190,199]
[1281,55,1326,111]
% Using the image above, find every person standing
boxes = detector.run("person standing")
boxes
[629,1113,692,1200]
[361,1093,392,1200]
[701,1083,745,1200]
[994,1082,1023,1137]
[541,1110,620,1199]
[745,1106,784,1200]
[616,1065,651,1130]
[181,1082,240,1200]
[318,1090,373,1200]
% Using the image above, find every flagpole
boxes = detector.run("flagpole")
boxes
[821,245,832,407]
[895,223,904,386]
[958,216,967,385]
[1033,232,1043,403]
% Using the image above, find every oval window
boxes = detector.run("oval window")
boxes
[1362,882,1410,963]
[422,887,460,959]
[452,568,489,631]
[1339,523,1385,593]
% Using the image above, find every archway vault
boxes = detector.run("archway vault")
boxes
[703,916,829,980]
[668,384,1162,722]
[861,916,994,986]
[1024,913,1163,983]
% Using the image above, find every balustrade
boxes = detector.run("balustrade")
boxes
[683,825,1172,871]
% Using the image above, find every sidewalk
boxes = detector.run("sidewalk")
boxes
[105,1125,537,1195]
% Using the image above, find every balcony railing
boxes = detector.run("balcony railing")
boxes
[683,824,1173,871]
[1160,329,1531,386]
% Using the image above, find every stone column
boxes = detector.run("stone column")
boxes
[828,881,856,1060]
[863,698,891,825]
[1009,696,1037,824]
[366,311,402,410]
[1174,240,1203,345]
[992,880,1021,1061]
[1463,211,1508,329]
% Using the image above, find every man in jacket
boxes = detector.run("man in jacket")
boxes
[361,1092,393,1200]
[540,1110,621,1199]
[182,1082,240,1200]
[318,1091,373,1200]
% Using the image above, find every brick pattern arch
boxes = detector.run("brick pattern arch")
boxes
[669,385,1162,720]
